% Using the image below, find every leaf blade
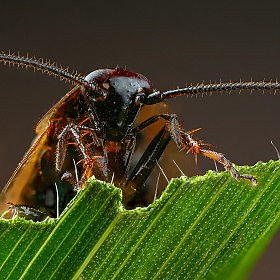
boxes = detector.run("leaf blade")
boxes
[1,161,280,279]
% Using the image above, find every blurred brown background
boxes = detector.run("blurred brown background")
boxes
[1,1,280,278]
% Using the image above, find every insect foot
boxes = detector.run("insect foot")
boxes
[1,202,50,221]
[61,156,105,191]
[179,127,258,185]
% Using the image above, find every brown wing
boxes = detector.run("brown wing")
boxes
[36,85,81,134]
[0,129,49,214]
[0,86,82,215]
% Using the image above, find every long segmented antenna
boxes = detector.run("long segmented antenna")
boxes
[144,81,280,104]
[0,52,98,90]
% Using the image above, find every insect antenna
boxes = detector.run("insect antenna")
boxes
[143,80,280,105]
[0,52,98,90]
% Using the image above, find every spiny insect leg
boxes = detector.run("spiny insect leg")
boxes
[57,122,103,189]
[1,202,49,221]
[133,113,182,147]
[78,125,100,146]
[123,113,181,199]
[123,127,171,200]
[56,122,101,171]
[180,130,257,185]
[199,149,256,184]
[61,155,104,190]
[61,168,91,190]
[132,114,174,132]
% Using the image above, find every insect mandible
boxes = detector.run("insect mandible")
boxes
[0,52,278,220]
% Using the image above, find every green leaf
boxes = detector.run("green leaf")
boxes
[1,160,280,280]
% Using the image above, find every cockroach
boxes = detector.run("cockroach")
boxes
[0,52,279,220]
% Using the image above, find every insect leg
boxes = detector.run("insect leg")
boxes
[60,168,97,190]
[123,114,186,197]
[133,113,182,147]
[78,125,100,147]
[123,126,171,198]
[56,123,101,170]
[133,114,177,133]
[56,122,104,189]
[133,113,257,185]
[179,129,257,185]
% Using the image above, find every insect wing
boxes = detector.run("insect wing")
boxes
[0,86,82,216]
[0,129,49,214]
[36,85,81,134]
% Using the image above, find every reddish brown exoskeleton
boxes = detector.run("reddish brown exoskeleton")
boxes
[1,52,278,220]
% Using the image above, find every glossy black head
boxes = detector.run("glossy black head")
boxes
[85,68,153,144]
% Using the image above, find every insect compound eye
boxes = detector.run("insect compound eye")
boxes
[94,89,108,102]
[84,70,110,102]
[99,89,108,101]
[135,92,146,105]
[87,88,108,102]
